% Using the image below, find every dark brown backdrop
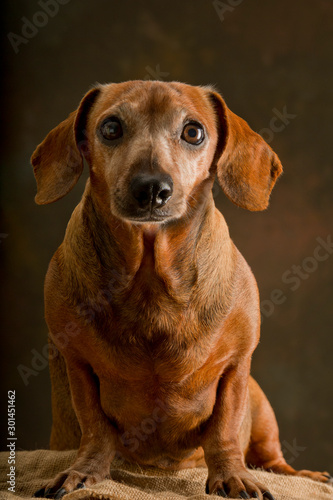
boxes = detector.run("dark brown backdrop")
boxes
[1,0,332,473]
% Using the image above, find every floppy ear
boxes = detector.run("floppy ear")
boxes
[209,91,283,211]
[31,87,101,204]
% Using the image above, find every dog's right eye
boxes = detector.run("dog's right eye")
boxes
[100,117,123,141]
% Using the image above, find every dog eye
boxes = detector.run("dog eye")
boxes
[100,117,123,141]
[181,123,204,145]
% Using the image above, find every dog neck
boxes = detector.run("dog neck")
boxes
[71,180,222,299]
[60,180,233,335]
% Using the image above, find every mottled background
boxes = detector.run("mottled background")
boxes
[1,0,332,472]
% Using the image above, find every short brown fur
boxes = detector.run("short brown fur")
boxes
[31,81,330,499]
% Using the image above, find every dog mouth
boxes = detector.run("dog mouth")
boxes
[112,198,175,223]
[127,213,172,223]
[118,207,174,223]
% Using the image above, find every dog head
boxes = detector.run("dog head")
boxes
[31,81,282,221]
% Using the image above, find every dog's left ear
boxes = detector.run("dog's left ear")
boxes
[31,87,101,205]
[209,91,283,211]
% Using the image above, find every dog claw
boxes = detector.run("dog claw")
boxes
[33,488,45,498]
[263,493,275,500]
[253,494,259,499]
[323,473,332,480]
[77,482,85,489]
[205,483,228,496]
[54,488,67,499]
[239,492,250,499]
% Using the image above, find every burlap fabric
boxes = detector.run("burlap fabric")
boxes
[0,450,332,500]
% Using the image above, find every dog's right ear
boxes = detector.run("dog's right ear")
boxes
[31,87,101,205]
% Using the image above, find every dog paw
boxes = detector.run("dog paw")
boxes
[33,467,109,498]
[205,469,276,499]
[294,469,333,484]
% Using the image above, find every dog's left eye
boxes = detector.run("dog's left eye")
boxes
[100,117,123,141]
[181,123,204,145]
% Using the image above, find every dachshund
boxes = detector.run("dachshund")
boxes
[31,81,331,499]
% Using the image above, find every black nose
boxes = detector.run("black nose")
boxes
[130,174,173,209]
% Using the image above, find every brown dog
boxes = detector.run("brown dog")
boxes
[31,81,331,499]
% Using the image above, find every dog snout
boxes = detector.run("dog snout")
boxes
[130,174,173,210]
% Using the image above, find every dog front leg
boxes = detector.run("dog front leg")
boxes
[202,359,275,500]
[34,359,117,499]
